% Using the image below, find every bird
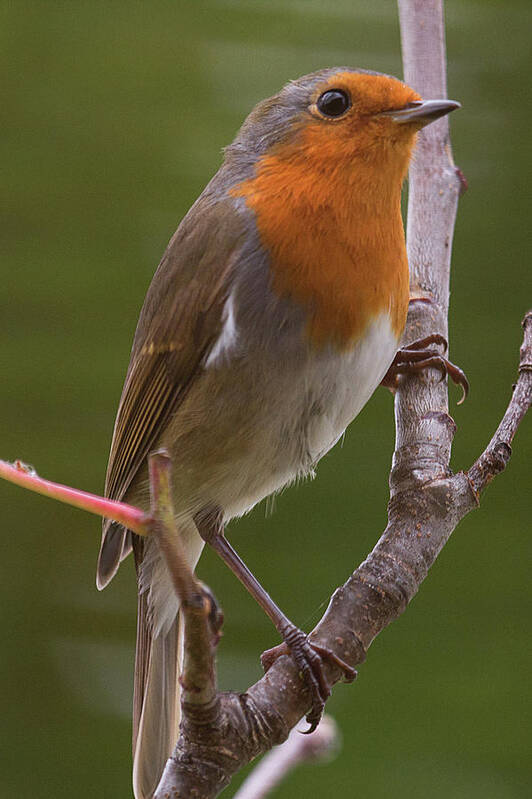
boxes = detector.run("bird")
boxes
[96,67,464,799]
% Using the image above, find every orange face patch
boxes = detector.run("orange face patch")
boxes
[311,71,421,117]
[232,73,420,348]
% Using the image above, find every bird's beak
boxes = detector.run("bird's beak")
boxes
[381,99,461,127]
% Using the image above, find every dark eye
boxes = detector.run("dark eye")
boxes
[316,89,351,118]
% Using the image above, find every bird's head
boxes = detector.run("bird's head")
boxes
[228,67,459,186]
[228,68,460,346]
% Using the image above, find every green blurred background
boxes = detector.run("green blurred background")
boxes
[2,1,531,797]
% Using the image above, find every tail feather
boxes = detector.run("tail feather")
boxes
[132,520,204,799]
[133,602,181,799]
[96,521,127,590]
[132,587,153,758]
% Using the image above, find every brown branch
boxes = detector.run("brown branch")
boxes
[147,451,202,604]
[467,311,532,493]
[147,451,223,710]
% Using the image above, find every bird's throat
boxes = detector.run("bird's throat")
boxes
[231,145,410,349]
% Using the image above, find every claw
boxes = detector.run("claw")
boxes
[282,625,329,730]
[382,334,469,404]
[271,625,357,732]
[402,333,448,354]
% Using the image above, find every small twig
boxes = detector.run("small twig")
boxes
[233,716,339,799]
[147,450,223,709]
[468,311,532,494]
[147,451,201,603]
[0,457,147,535]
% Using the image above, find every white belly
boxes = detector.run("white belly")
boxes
[303,312,398,463]
[216,312,399,520]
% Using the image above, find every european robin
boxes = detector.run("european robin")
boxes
[96,68,464,799]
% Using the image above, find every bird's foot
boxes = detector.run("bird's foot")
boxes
[261,625,357,733]
[381,333,469,404]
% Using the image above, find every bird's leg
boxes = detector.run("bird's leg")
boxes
[194,509,356,732]
[381,333,469,404]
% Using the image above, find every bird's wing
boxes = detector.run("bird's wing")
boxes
[96,195,245,588]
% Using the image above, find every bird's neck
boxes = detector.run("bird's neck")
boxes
[232,145,410,348]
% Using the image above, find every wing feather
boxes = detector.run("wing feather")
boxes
[96,195,244,587]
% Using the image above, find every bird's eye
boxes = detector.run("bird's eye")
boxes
[316,89,351,118]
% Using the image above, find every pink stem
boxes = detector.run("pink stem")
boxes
[0,458,147,535]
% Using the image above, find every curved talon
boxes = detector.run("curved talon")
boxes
[382,334,469,404]
[448,363,469,404]
[281,625,332,732]
[276,625,358,733]
[403,333,448,354]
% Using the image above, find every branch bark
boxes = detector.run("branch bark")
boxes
[468,311,532,493]
[147,451,225,729]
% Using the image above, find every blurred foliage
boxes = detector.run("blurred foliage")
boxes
[1,1,530,797]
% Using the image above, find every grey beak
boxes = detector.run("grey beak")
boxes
[381,99,461,126]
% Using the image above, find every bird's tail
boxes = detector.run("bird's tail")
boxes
[132,591,181,799]
[132,521,204,799]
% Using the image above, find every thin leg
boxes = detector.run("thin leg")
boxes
[194,510,356,731]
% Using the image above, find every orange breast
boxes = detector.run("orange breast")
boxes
[231,123,411,348]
